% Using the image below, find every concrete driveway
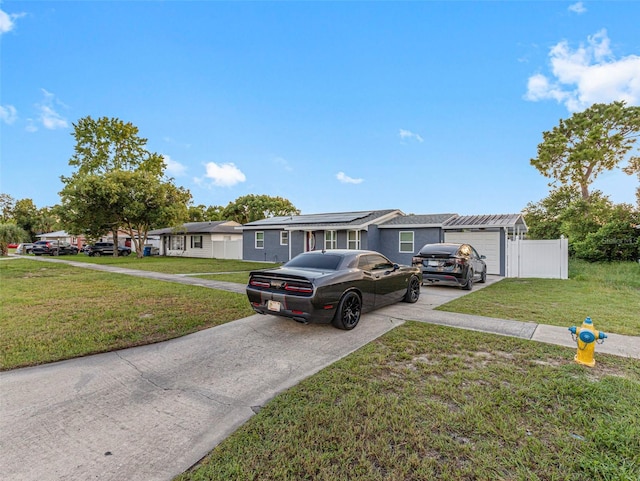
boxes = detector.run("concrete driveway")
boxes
[2,270,638,481]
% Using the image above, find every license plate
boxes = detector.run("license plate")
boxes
[267,300,281,312]
[427,260,440,267]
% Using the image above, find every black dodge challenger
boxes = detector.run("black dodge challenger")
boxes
[246,249,422,330]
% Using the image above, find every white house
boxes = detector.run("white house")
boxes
[147,221,243,259]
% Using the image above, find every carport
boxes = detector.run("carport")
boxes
[443,214,527,276]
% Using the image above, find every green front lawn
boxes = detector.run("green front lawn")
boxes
[0,259,253,370]
[177,322,640,481]
[438,260,640,336]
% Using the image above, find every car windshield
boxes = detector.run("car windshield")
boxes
[419,244,460,256]
[285,253,343,270]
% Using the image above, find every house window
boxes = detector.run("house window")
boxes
[325,230,337,250]
[170,235,185,250]
[191,235,203,249]
[255,231,264,249]
[399,231,414,253]
[280,231,289,246]
[347,230,360,250]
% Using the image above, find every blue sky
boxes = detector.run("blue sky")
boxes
[1,1,639,216]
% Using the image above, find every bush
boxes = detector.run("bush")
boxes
[573,220,640,261]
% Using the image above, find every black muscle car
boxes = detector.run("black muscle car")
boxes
[246,249,422,330]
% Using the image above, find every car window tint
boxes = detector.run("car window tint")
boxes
[357,256,372,271]
[285,254,342,270]
[368,254,394,270]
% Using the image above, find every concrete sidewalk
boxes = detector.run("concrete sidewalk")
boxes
[1,257,638,481]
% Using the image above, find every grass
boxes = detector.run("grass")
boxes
[437,260,640,336]
[0,259,254,370]
[176,322,640,481]
[3,255,639,479]
[32,252,280,274]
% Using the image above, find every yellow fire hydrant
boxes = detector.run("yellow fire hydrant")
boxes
[568,317,607,367]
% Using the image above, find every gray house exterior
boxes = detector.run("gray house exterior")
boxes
[241,210,402,263]
[240,209,528,276]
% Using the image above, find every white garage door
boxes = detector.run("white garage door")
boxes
[444,231,501,275]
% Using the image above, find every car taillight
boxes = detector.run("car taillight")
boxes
[284,284,313,293]
[249,279,271,288]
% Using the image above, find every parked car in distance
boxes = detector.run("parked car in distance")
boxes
[246,249,422,330]
[412,243,487,290]
[16,243,34,254]
[7,243,19,248]
[31,240,79,256]
[85,242,131,257]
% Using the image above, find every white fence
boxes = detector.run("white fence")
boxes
[506,238,569,279]
[211,239,242,260]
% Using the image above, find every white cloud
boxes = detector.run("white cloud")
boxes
[568,2,587,14]
[525,30,640,112]
[163,155,187,177]
[36,89,69,129]
[201,162,246,187]
[336,172,364,184]
[0,7,25,34]
[399,128,424,143]
[0,104,17,124]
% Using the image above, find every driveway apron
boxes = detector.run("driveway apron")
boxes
[1,310,404,481]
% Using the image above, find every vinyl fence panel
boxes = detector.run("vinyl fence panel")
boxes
[507,238,568,279]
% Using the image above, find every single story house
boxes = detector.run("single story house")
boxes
[240,210,527,276]
[36,230,81,246]
[147,221,243,259]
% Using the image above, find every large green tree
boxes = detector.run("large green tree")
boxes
[12,198,39,240]
[60,116,191,257]
[222,194,300,224]
[531,101,640,200]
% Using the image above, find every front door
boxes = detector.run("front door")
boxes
[305,231,316,252]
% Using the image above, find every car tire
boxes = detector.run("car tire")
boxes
[94,251,101,257]
[332,291,362,330]
[462,269,473,290]
[403,276,420,303]
[479,269,486,283]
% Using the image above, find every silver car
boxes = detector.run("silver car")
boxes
[16,243,34,255]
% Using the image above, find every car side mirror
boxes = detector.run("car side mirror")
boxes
[480,255,486,259]
[383,264,399,275]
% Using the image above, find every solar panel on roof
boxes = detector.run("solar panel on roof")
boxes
[249,211,373,225]
[287,212,372,224]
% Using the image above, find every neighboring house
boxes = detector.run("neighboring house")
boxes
[36,230,84,248]
[147,221,243,259]
[240,210,527,276]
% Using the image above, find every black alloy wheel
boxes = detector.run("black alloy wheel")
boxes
[403,276,420,303]
[479,269,487,283]
[462,269,474,290]
[333,292,362,330]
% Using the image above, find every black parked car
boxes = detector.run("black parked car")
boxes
[412,243,486,290]
[31,240,79,256]
[85,242,131,257]
[246,249,422,330]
